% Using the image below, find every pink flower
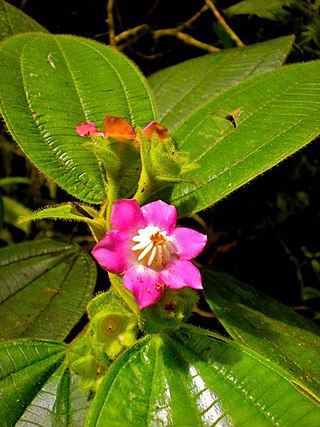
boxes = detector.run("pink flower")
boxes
[76,116,136,141]
[92,199,207,309]
[76,116,168,142]
[75,121,104,137]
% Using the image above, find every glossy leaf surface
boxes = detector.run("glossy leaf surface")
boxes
[87,327,320,426]
[0,239,97,340]
[0,33,156,203]
[0,0,47,41]
[203,268,320,397]
[0,339,65,426]
[16,364,91,427]
[158,60,320,215]
[149,36,293,130]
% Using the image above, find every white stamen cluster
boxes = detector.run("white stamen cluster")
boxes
[132,226,175,268]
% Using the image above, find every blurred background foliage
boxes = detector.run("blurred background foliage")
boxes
[1,0,320,321]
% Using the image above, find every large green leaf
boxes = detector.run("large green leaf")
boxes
[0,339,65,426]
[148,36,293,131]
[87,327,320,426]
[0,239,97,340]
[0,33,156,203]
[203,268,320,397]
[0,339,90,426]
[15,364,91,427]
[0,0,47,42]
[158,60,320,216]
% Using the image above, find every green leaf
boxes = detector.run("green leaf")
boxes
[202,268,320,397]
[0,239,97,340]
[2,194,32,233]
[20,202,106,241]
[0,339,65,426]
[0,33,156,203]
[225,0,294,20]
[148,36,293,130]
[0,0,47,42]
[16,364,91,427]
[0,339,90,426]
[20,202,101,224]
[0,193,3,231]
[159,60,320,216]
[0,176,31,186]
[87,327,320,426]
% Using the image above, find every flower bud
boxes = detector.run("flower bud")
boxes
[91,309,138,361]
[142,287,199,333]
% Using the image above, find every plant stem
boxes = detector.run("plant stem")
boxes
[133,179,154,206]
[193,306,216,318]
[105,176,119,229]
[204,0,244,47]
[106,0,116,47]
[176,4,210,32]
[154,28,220,53]
[115,24,150,46]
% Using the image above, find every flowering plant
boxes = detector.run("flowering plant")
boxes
[92,198,207,308]
[0,2,320,426]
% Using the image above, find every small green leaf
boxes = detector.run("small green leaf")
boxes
[0,176,31,186]
[0,33,156,203]
[87,327,320,426]
[160,60,320,215]
[20,202,101,223]
[20,202,106,241]
[0,193,3,230]
[149,36,294,130]
[225,0,294,20]
[0,0,47,42]
[2,195,32,233]
[203,268,320,396]
[0,239,97,340]
[0,339,65,426]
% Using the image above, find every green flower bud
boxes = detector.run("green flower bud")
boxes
[67,334,109,392]
[72,354,107,392]
[142,287,199,333]
[91,309,138,361]
[134,130,199,205]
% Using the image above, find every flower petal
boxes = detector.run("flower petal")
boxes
[111,199,146,234]
[142,121,168,140]
[103,116,137,141]
[76,121,103,137]
[172,227,207,259]
[160,259,203,290]
[123,265,164,309]
[141,200,177,233]
[92,230,131,274]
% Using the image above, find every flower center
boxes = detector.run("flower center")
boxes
[131,226,175,269]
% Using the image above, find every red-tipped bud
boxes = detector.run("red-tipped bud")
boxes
[142,121,168,140]
[103,116,137,142]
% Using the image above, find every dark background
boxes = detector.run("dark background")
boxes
[2,0,320,322]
